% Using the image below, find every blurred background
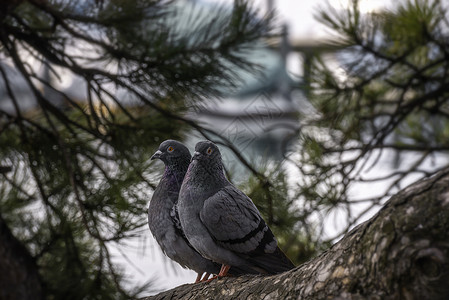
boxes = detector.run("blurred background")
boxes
[1,0,448,298]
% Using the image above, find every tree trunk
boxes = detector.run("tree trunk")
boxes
[0,215,43,300]
[143,168,449,300]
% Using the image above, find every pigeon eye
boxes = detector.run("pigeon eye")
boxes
[206,147,213,155]
[167,146,174,152]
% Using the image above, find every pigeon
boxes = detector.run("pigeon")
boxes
[148,140,221,282]
[177,140,295,279]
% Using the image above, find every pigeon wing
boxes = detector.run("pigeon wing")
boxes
[170,204,187,240]
[200,185,277,255]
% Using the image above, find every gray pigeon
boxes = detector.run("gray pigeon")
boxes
[178,140,295,279]
[148,140,220,282]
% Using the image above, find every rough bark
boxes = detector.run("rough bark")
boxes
[0,215,43,300]
[143,168,449,300]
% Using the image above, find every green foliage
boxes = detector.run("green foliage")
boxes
[381,0,443,54]
[0,0,272,298]
[295,0,449,238]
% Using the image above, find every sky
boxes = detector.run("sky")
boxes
[123,0,394,295]
[202,0,390,38]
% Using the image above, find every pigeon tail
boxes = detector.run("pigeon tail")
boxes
[246,246,295,274]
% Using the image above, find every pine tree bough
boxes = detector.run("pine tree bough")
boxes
[143,168,449,300]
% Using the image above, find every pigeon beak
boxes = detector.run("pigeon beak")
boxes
[151,150,163,160]
[191,151,200,161]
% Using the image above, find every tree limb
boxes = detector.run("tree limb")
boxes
[0,215,43,300]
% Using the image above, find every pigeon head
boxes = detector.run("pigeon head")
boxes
[151,140,191,167]
[191,140,223,165]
